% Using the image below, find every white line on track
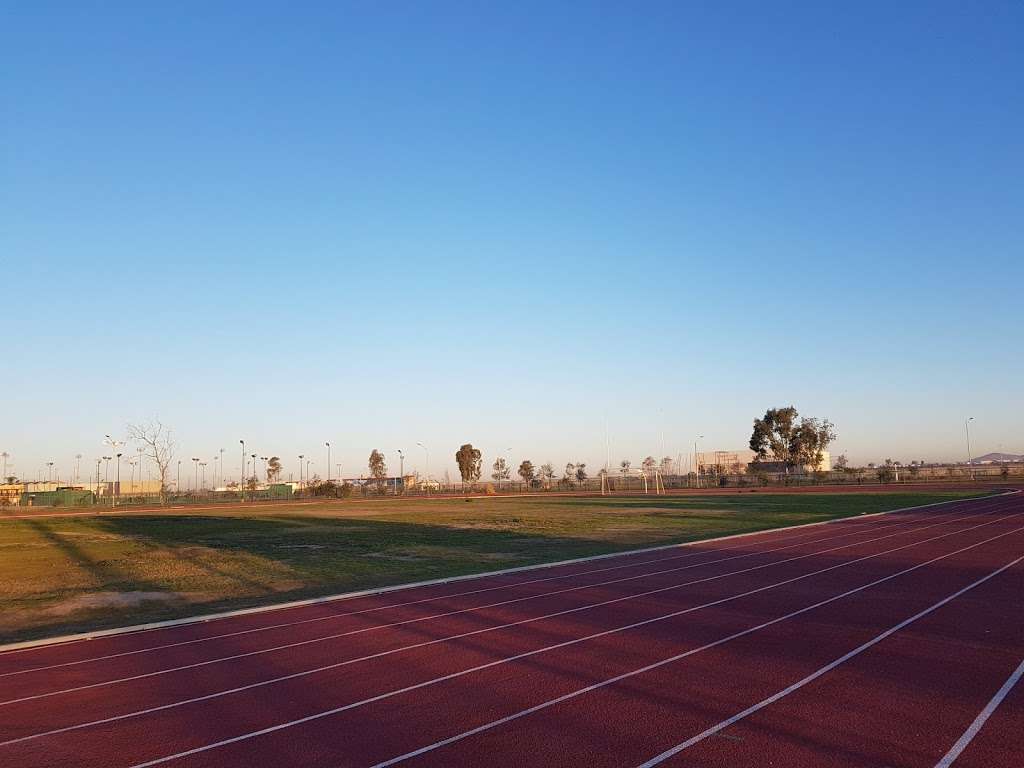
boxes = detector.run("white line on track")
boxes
[3,493,1004,657]
[5,507,1017,755]
[0,508,906,677]
[934,657,1024,768]
[634,555,1024,767]
[2,499,1008,707]
[131,523,1024,768]
[373,537,1024,767]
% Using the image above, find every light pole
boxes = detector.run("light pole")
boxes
[192,458,199,493]
[298,455,305,486]
[95,458,101,492]
[177,460,181,492]
[397,450,404,494]
[46,461,54,482]
[219,448,225,488]
[505,448,512,491]
[239,440,245,500]
[115,453,122,506]
[200,462,207,490]
[417,442,429,492]
[325,442,331,483]
[306,459,312,483]
[1,452,8,481]
[693,435,704,489]
[965,417,975,480]
[250,454,257,489]
[75,453,82,484]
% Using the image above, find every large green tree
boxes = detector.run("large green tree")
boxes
[749,406,836,472]
[455,444,482,485]
[518,460,535,486]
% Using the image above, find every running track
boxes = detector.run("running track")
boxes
[1,492,1021,767]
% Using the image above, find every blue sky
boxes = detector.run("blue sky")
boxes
[3,1,1022,482]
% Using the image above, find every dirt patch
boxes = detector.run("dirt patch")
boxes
[44,591,190,616]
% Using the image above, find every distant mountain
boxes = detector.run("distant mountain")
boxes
[972,452,1024,463]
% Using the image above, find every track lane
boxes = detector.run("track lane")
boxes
[638,547,1024,767]
[364,527,1024,768]
[2,500,1018,767]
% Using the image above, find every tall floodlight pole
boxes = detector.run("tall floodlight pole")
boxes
[694,435,704,489]
[1,452,8,481]
[397,450,404,493]
[114,453,122,506]
[75,453,82,484]
[200,462,207,490]
[965,417,975,480]
[325,442,331,483]
[219,448,225,488]
[299,455,305,486]
[192,458,199,492]
[239,440,245,500]
[95,458,101,491]
[250,455,257,489]
[306,459,312,482]
[46,461,54,482]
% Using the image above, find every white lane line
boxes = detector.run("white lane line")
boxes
[18,515,1012,760]
[3,501,1005,707]
[0,510,889,677]
[934,657,1024,768]
[4,492,1002,657]
[373,540,1024,768]
[635,554,1024,768]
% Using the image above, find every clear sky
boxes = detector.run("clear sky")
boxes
[3,1,1022,483]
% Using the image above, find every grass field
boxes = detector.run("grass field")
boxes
[0,490,989,644]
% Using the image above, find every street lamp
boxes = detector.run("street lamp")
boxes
[397,450,404,494]
[192,458,200,493]
[239,440,245,500]
[299,455,305,486]
[200,462,207,490]
[46,461,54,482]
[325,442,331,483]
[965,417,975,480]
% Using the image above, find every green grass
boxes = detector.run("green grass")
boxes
[0,491,986,643]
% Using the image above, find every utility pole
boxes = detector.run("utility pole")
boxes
[397,450,404,494]
[325,442,331,483]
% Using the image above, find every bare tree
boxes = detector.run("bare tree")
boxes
[127,420,175,502]
[539,462,555,489]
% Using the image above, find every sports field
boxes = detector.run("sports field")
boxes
[0,490,1020,767]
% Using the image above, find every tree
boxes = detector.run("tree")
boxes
[749,406,836,473]
[127,420,175,502]
[619,459,631,481]
[659,456,673,476]
[641,456,656,476]
[368,449,387,491]
[834,453,849,471]
[575,463,588,485]
[491,457,511,483]
[455,444,482,486]
[539,462,555,488]
[267,456,282,482]
[518,460,535,486]
[561,462,575,486]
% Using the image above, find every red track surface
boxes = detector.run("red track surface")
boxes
[1,492,1021,767]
